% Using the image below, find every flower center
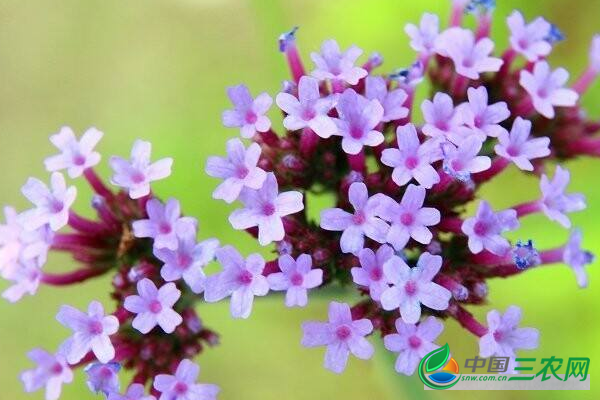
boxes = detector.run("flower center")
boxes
[493,330,504,342]
[131,171,146,184]
[473,221,488,236]
[301,107,316,121]
[369,267,383,281]
[290,273,304,286]
[462,58,474,68]
[245,111,257,124]
[451,159,463,172]
[50,200,64,213]
[262,203,276,216]
[404,156,419,170]
[158,222,172,234]
[404,280,417,296]
[506,145,520,157]
[174,382,189,395]
[435,120,449,131]
[88,320,103,335]
[537,88,548,98]
[72,154,86,166]
[99,366,113,379]
[149,300,163,314]
[518,38,529,49]
[408,335,422,349]
[352,211,366,225]
[236,166,249,179]
[50,362,63,375]
[177,253,192,269]
[238,270,253,285]
[400,212,414,226]
[350,125,364,139]
[474,115,484,128]
[335,325,352,341]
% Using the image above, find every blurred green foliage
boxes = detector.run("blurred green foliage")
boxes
[0,0,599,399]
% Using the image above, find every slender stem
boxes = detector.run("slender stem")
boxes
[41,267,109,286]
[512,200,541,217]
[475,13,492,40]
[284,42,305,83]
[514,96,535,117]
[572,67,598,95]
[437,217,463,233]
[448,304,488,337]
[449,4,464,27]
[497,48,517,79]
[299,128,320,157]
[68,211,112,234]
[473,157,510,183]
[567,137,600,157]
[451,74,469,98]
[83,168,113,198]
[539,247,564,264]
[347,151,366,173]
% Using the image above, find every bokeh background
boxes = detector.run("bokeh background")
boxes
[1,0,599,399]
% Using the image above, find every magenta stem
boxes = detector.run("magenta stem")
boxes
[471,251,510,265]
[41,267,108,286]
[68,211,112,235]
[475,13,492,40]
[449,4,464,27]
[347,151,366,173]
[512,200,541,217]
[572,67,598,95]
[83,168,113,198]
[331,79,345,94]
[300,128,320,157]
[451,74,469,97]
[473,157,509,183]
[449,304,488,337]
[284,43,306,83]
[539,247,564,264]
[437,217,463,233]
[497,48,517,79]
[567,137,600,157]
[514,96,535,117]
[431,171,453,193]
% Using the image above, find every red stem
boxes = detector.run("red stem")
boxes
[84,168,113,198]
[41,267,109,286]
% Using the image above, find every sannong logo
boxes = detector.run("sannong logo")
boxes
[418,344,460,390]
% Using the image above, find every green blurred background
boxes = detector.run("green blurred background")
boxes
[0,0,599,399]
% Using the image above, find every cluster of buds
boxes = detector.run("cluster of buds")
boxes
[1,1,599,399]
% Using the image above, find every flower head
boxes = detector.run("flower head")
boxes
[457,86,510,141]
[108,384,156,400]
[422,92,463,139]
[56,300,119,364]
[109,140,173,199]
[364,76,408,122]
[153,359,219,400]
[562,229,594,288]
[351,245,394,301]
[441,136,491,182]
[320,182,389,255]
[311,39,367,85]
[507,11,552,61]
[267,254,323,307]
[124,279,183,334]
[44,126,103,178]
[228,173,303,246]
[494,117,550,171]
[222,84,272,138]
[380,252,451,323]
[540,166,586,228]
[462,201,519,255]
[20,349,73,400]
[334,89,384,154]
[85,362,120,396]
[405,13,440,56]
[383,317,443,375]
[301,301,374,374]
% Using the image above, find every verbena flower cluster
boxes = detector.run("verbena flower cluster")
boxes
[2,1,599,398]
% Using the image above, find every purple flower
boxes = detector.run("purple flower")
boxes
[222,84,272,138]
[520,61,579,119]
[108,384,156,400]
[441,136,491,182]
[204,246,269,319]
[540,166,586,228]
[267,254,323,307]
[590,35,600,72]
[421,92,463,139]
[462,200,519,255]
[275,76,337,138]
[405,13,440,56]
[153,359,219,400]
[494,117,550,171]
[20,349,73,400]
[455,86,510,142]
[132,198,197,250]
[380,252,451,323]
[154,228,219,294]
[310,39,367,85]
[109,140,173,199]
[205,138,267,203]
[562,229,595,288]
[351,245,394,301]
[381,124,441,189]
[479,306,539,370]
[56,300,119,364]
[301,301,374,374]
[85,362,120,396]
[507,11,552,62]
[2,259,42,303]
[364,76,408,122]
[333,89,384,155]
[435,27,503,79]
[320,182,389,255]
[229,173,303,246]
[124,279,182,334]
[19,172,76,232]
[383,316,443,375]
[44,126,103,178]
[378,185,441,250]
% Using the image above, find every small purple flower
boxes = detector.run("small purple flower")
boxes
[405,13,440,56]
[333,89,384,155]
[222,84,272,138]
[378,185,441,250]
[275,76,337,138]
[20,349,73,400]
[85,362,120,396]
[132,198,197,250]
[380,252,451,324]
[441,136,491,182]
[391,61,425,91]
[153,359,220,400]
[205,138,267,203]
[494,117,550,171]
[383,316,443,375]
[455,86,510,142]
[590,35,600,72]
[56,300,119,364]
[229,173,303,246]
[108,384,156,400]
[507,11,552,62]
[562,229,595,288]
[520,61,579,119]
[2,259,42,303]
[301,301,374,374]
[364,76,408,122]
[351,245,394,301]
[462,200,519,256]
[204,246,269,319]
[512,240,540,270]
[310,39,367,85]
[124,279,182,334]
[44,126,103,178]
[540,166,586,228]
[19,172,76,232]
[479,306,539,369]
[320,182,389,255]
[435,27,503,79]
[109,140,173,199]
[381,124,441,189]
[267,254,323,307]
[421,92,463,139]
[154,228,219,294]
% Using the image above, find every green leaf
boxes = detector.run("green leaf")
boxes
[425,343,450,373]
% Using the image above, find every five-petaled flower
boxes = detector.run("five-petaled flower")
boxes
[507,10,552,62]
[539,166,586,228]
[153,359,220,400]
[267,253,323,307]
[351,245,394,301]
[422,92,463,140]
[562,229,594,288]
[20,349,73,400]
[364,76,409,122]
[124,279,183,334]
[405,13,440,56]
[462,200,519,255]
[494,117,550,171]
[311,39,367,85]
[456,86,510,142]
[85,362,121,396]
[44,126,103,178]
[222,84,272,138]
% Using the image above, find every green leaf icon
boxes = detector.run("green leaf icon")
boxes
[425,343,450,373]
